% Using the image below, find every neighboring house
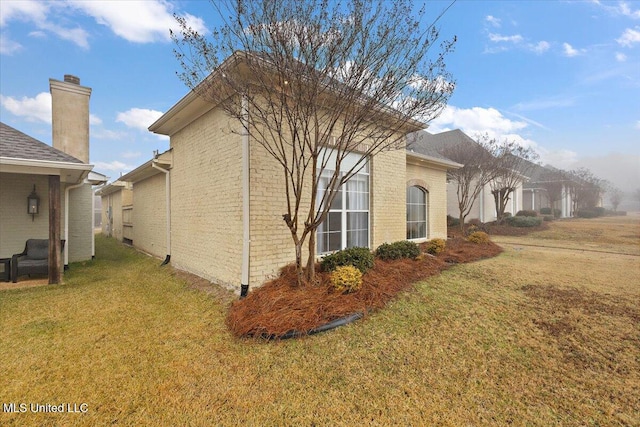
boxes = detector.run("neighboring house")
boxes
[0,75,107,283]
[96,180,133,243]
[117,54,460,294]
[520,160,573,218]
[408,129,524,222]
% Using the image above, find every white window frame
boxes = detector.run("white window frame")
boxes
[316,150,370,255]
[406,185,428,241]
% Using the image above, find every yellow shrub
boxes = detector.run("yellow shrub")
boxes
[424,238,446,255]
[330,265,363,293]
[467,231,490,244]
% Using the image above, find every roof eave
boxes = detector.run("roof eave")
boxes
[406,151,462,169]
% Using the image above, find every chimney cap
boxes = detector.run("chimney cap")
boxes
[64,75,80,85]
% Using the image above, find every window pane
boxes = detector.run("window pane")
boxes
[347,212,368,248]
[316,148,369,253]
[406,186,426,239]
[346,176,369,210]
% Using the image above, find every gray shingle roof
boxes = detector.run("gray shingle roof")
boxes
[406,129,479,162]
[0,121,84,164]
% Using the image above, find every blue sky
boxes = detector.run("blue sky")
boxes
[1,0,639,193]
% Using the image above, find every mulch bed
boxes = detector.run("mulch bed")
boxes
[226,238,502,339]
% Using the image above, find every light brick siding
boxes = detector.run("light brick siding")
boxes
[132,174,167,259]
[371,149,407,247]
[249,143,298,286]
[406,161,449,240]
[67,183,93,262]
[169,107,244,288]
[0,173,51,258]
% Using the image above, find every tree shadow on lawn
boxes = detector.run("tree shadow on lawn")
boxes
[227,238,502,339]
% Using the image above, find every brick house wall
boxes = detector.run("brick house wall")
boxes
[132,173,167,259]
[406,160,449,240]
[169,107,244,288]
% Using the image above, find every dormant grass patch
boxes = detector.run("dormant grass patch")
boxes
[1,216,638,425]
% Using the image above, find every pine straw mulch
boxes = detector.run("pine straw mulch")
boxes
[227,238,503,339]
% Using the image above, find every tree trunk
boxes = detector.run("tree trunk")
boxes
[294,240,304,287]
[305,230,316,283]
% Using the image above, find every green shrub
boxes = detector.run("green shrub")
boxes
[506,216,543,227]
[516,210,538,217]
[330,265,363,293]
[446,215,460,227]
[543,215,554,222]
[320,246,374,274]
[576,207,606,218]
[540,207,552,215]
[424,238,446,255]
[375,240,420,260]
[467,231,490,244]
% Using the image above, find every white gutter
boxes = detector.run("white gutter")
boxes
[151,161,172,265]
[240,94,250,298]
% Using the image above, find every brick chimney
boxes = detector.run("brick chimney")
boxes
[49,75,91,163]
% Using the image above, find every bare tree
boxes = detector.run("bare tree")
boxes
[441,135,498,231]
[567,167,604,213]
[538,167,566,215]
[172,0,456,286]
[608,186,623,211]
[489,142,538,223]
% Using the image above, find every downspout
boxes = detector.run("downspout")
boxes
[64,180,86,269]
[152,161,171,266]
[240,94,250,298]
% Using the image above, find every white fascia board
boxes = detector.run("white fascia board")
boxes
[406,151,462,169]
[0,156,92,183]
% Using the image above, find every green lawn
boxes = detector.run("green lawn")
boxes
[1,219,639,426]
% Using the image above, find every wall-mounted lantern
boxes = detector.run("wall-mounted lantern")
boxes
[28,185,40,221]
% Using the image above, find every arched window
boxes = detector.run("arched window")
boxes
[406,186,427,240]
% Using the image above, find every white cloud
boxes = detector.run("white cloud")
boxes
[615,52,627,62]
[428,106,528,137]
[0,33,22,54]
[121,151,142,159]
[90,114,102,125]
[635,120,640,129]
[485,15,501,28]
[529,41,550,54]
[538,148,579,170]
[488,33,523,43]
[68,0,207,43]
[116,108,163,132]
[0,92,51,123]
[0,0,48,27]
[513,95,576,112]
[93,160,135,173]
[0,0,207,50]
[616,27,640,47]
[593,1,640,19]
[562,42,585,57]
[0,0,89,49]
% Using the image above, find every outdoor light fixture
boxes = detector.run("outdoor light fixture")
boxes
[27,185,40,221]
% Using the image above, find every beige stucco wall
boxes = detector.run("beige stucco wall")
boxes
[406,160,449,240]
[132,173,167,258]
[0,173,52,258]
[447,180,524,223]
[0,172,93,263]
[67,183,93,263]
[50,79,91,163]
[169,107,244,288]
